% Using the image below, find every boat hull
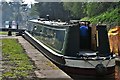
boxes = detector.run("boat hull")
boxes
[23,31,115,76]
[23,31,65,65]
[61,65,115,76]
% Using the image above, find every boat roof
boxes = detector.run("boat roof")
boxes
[29,19,72,27]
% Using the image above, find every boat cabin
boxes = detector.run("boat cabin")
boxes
[27,19,110,57]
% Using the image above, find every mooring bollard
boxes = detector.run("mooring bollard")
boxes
[8,22,12,36]
[17,23,18,29]
[8,30,12,36]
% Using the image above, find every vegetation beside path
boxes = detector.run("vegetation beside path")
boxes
[2,39,35,79]
[0,31,16,35]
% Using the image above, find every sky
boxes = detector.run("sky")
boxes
[0,0,119,3]
[23,0,37,4]
[1,0,37,4]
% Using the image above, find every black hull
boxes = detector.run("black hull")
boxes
[23,32,65,65]
[23,31,115,76]
[60,65,115,76]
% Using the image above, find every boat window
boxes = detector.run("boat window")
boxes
[32,24,66,53]
[27,22,34,31]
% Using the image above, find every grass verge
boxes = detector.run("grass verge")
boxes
[0,32,8,35]
[2,39,35,79]
[0,31,16,35]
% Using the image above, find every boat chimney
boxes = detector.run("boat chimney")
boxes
[38,18,40,21]
[96,24,110,57]
[46,15,50,21]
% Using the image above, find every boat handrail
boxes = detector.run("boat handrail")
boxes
[64,54,116,60]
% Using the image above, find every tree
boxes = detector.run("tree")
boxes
[29,4,39,17]
[33,2,70,21]
[85,2,118,17]
[63,2,86,19]
[2,1,13,25]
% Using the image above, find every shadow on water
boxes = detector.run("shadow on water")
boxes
[64,62,120,80]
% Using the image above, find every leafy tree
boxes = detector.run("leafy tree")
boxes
[2,1,23,25]
[63,2,86,19]
[29,4,39,17]
[2,2,13,25]
[31,1,119,25]
[33,2,70,21]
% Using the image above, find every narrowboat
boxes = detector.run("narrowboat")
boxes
[23,18,116,76]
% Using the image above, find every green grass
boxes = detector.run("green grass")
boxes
[2,39,34,79]
[0,31,16,35]
[0,32,8,35]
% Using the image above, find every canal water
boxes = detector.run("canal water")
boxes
[65,61,120,80]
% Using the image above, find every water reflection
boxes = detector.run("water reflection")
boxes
[115,62,120,80]
[66,63,120,80]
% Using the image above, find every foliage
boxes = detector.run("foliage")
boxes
[31,2,119,24]
[63,2,119,19]
[81,8,119,25]
[29,4,39,17]
[2,2,13,24]
[85,2,117,17]
[34,2,70,21]
[63,2,86,19]
[0,31,16,35]
[0,32,8,35]
[2,2,23,24]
